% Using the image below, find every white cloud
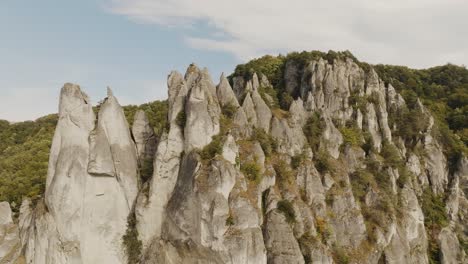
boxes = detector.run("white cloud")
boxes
[107,0,468,67]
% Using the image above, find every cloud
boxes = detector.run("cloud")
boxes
[107,0,468,68]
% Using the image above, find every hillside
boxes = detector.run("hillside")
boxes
[0,51,467,264]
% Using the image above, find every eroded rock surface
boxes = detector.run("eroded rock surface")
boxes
[4,57,466,264]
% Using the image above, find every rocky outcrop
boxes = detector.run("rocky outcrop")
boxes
[132,110,157,164]
[3,56,465,264]
[14,84,139,264]
[0,202,21,264]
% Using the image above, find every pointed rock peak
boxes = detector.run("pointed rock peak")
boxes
[185,63,200,79]
[242,92,253,106]
[217,73,239,107]
[260,73,271,87]
[134,109,149,123]
[218,72,230,87]
[245,80,253,93]
[167,70,185,103]
[103,86,121,106]
[252,72,260,90]
[107,86,114,97]
[0,201,13,225]
[168,70,183,82]
[59,83,92,117]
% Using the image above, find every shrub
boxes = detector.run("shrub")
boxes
[361,132,374,155]
[315,150,333,174]
[200,134,224,160]
[291,152,306,169]
[339,124,362,147]
[396,166,411,188]
[221,103,237,119]
[316,217,332,243]
[380,141,402,168]
[258,85,279,108]
[303,112,326,152]
[176,110,186,128]
[240,161,261,182]
[350,169,376,203]
[123,214,142,264]
[140,158,154,183]
[420,188,449,228]
[277,199,296,224]
[225,214,235,226]
[273,159,294,183]
[279,92,294,110]
[348,90,368,113]
[332,246,349,264]
[251,128,277,156]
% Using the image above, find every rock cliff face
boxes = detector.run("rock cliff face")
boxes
[2,56,467,264]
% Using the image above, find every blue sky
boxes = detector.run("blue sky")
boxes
[0,0,236,121]
[1,0,467,121]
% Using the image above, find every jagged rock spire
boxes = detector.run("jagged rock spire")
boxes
[217,73,240,107]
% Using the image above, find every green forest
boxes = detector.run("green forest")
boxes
[1,50,467,212]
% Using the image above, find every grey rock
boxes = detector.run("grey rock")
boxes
[263,210,304,264]
[0,202,21,264]
[132,110,158,163]
[217,73,240,107]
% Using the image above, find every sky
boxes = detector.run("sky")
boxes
[1,0,467,121]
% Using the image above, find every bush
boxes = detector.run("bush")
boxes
[176,110,186,128]
[396,166,412,188]
[332,246,349,264]
[315,217,332,243]
[258,85,279,108]
[303,113,326,152]
[251,128,277,156]
[123,214,142,264]
[420,188,449,228]
[277,199,296,224]
[339,123,362,147]
[273,159,294,183]
[380,141,402,168]
[200,134,224,160]
[291,152,306,169]
[221,103,237,119]
[315,150,333,174]
[279,92,294,110]
[350,169,376,203]
[140,158,154,183]
[361,132,374,155]
[225,214,235,226]
[240,161,261,182]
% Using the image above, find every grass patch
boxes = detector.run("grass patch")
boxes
[273,158,294,184]
[316,217,332,243]
[291,151,306,169]
[200,134,224,160]
[240,161,262,182]
[339,121,363,147]
[332,246,350,264]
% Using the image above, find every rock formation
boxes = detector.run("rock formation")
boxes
[2,56,467,264]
